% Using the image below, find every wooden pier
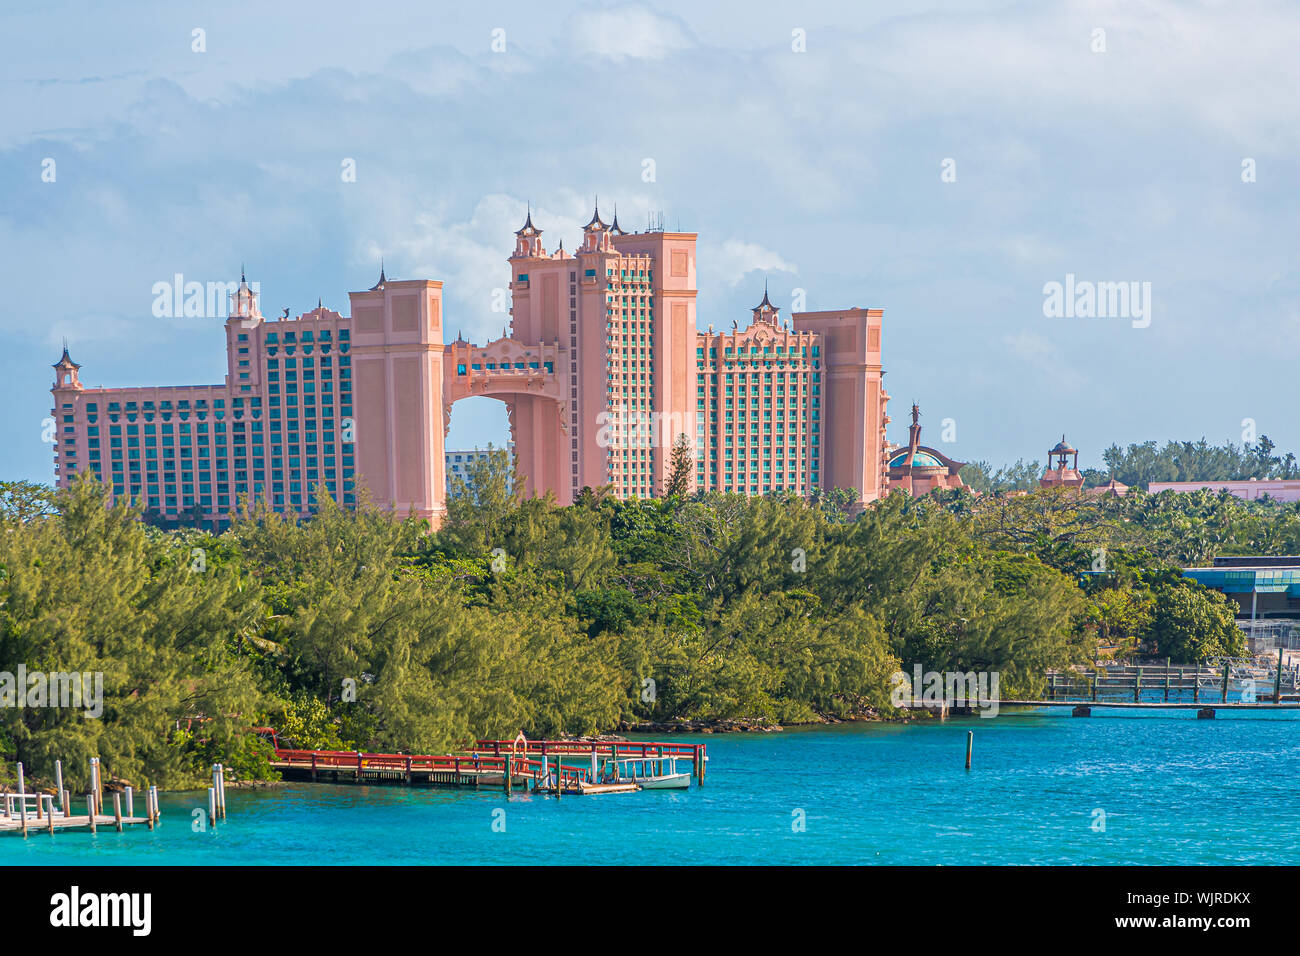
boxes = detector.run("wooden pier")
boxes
[267,738,708,795]
[1005,657,1300,718]
[1,758,167,838]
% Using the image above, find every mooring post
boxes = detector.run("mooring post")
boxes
[311,752,318,782]
[1194,666,1200,703]
[35,787,42,821]
[113,792,123,832]
[218,763,227,819]
[152,785,160,822]
[405,755,412,787]
[63,791,71,821]
[55,759,64,813]
[1221,661,1231,703]
[965,731,973,770]
[1049,671,1056,701]
[145,786,154,831]
[125,786,133,820]
[1164,658,1171,702]
[1134,665,1141,703]
[1275,653,1284,703]
[1091,669,1098,702]
[87,794,96,834]
[16,760,24,802]
[208,787,216,827]
[356,750,363,781]
[46,796,54,836]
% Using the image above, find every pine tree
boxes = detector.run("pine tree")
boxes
[663,433,693,499]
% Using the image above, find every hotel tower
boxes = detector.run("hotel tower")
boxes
[50,206,889,527]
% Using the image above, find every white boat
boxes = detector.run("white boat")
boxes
[603,755,691,790]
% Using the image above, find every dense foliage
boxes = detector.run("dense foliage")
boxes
[963,436,1299,492]
[2,454,1272,788]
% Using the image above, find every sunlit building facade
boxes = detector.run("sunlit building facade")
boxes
[51,208,890,526]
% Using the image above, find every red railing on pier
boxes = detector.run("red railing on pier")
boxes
[270,749,592,788]
[474,739,704,762]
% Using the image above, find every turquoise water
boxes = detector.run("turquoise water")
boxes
[4,710,1298,865]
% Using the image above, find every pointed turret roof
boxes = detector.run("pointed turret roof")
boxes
[585,198,606,230]
[515,204,541,236]
[370,260,387,291]
[53,343,79,370]
[610,204,625,235]
[752,280,778,314]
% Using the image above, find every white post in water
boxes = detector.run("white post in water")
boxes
[208,787,216,827]
[16,761,25,799]
[55,759,64,813]
[591,751,597,782]
[217,763,227,819]
[125,786,133,819]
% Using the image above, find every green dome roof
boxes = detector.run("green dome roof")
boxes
[890,450,944,469]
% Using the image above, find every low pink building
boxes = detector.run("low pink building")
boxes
[51,209,891,527]
[1147,479,1300,502]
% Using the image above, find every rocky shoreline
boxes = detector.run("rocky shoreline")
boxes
[615,709,888,735]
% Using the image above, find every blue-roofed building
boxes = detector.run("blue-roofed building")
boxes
[1183,555,1300,652]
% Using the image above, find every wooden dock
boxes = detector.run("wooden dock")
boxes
[2,760,167,838]
[267,738,708,795]
[1005,657,1300,717]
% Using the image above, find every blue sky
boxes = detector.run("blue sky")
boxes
[3,0,1299,484]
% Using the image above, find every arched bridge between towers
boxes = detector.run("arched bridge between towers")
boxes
[441,336,568,501]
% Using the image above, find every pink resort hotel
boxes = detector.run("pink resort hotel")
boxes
[50,207,892,527]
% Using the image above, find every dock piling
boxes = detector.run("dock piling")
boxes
[125,785,133,819]
[965,731,973,770]
[46,796,54,836]
[87,794,96,834]
[208,787,216,827]
[55,759,64,813]
[113,792,123,832]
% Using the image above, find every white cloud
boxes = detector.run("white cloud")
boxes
[705,239,798,287]
[568,4,694,61]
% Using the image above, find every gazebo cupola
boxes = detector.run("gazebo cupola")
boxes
[1039,435,1084,489]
